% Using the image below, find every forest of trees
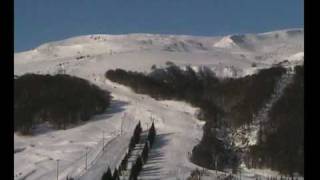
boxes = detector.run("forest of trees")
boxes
[248,65,304,175]
[104,63,303,175]
[14,74,111,134]
[105,63,285,128]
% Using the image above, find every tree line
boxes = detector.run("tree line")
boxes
[14,74,111,134]
[101,122,156,180]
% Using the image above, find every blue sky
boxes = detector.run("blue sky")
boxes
[15,0,303,52]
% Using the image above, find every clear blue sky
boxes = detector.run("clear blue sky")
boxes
[15,0,303,52]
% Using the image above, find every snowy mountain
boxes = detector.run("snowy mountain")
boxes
[14,29,304,180]
[14,28,303,78]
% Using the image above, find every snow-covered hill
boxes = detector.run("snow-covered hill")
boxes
[14,28,303,78]
[14,29,304,180]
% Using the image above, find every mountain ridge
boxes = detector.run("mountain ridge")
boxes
[14,28,304,78]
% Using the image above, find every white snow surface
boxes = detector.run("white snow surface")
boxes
[14,29,304,180]
[15,28,303,78]
[14,77,206,180]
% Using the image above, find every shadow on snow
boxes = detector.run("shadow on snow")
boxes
[139,133,173,179]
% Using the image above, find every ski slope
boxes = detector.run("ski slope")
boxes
[14,75,204,180]
[14,28,304,180]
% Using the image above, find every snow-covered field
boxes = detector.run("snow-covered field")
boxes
[14,28,304,180]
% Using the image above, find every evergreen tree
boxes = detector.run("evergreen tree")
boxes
[120,153,128,171]
[141,142,149,163]
[148,122,156,147]
[102,167,113,180]
[101,172,107,180]
[113,168,120,180]
[134,121,142,143]
[129,121,143,153]
[129,137,135,153]
[129,155,143,180]
[135,156,143,176]
[106,167,112,179]
[129,164,137,180]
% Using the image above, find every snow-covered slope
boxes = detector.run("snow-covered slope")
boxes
[14,29,304,180]
[14,28,303,78]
